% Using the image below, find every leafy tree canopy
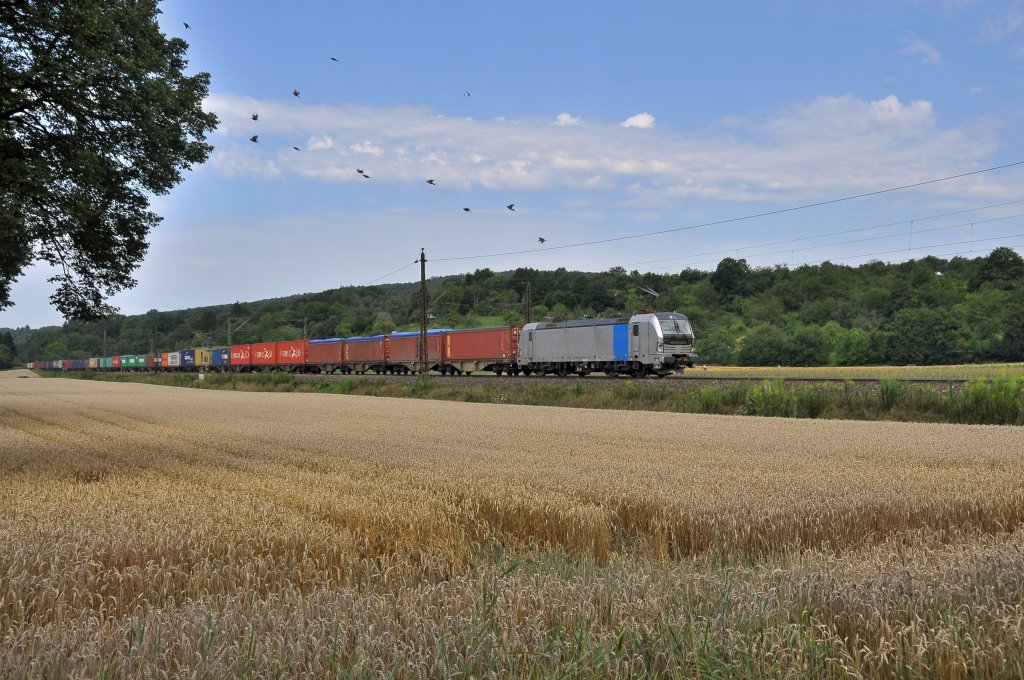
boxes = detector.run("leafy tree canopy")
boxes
[0,0,217,320]
[6,252,1024,368]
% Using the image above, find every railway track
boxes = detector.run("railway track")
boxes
[292,372,978,387]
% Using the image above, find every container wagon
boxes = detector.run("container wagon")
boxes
[443,326,519,375]
[275,340,307,372]
[387,329,449,374]
[344,335,387,374]
[306,338,345,373]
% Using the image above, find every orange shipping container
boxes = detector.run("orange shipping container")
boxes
[345,336,387,363]
[446,326,518,361]
[388,331,446,363]
[306,339,344,365]
[230,344,251,366]
[275,340,307,366]
[250,342,276,366]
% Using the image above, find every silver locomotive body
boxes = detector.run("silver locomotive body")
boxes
[518,312,697,377]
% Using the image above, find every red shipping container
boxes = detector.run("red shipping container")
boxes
[250,342,276,366]
[389,332,445,363]
[275,340,307,366]
[446,326,518,361]
[230,344,251,366]
[145,354,156,368]
[345,336,387,363]
[306,339,344,365]
[63,359,72,369]
[112,355,121,368]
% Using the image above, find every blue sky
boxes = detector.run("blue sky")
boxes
[4,0,1024,328]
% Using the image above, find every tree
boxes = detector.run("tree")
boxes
[1,1,217,320]
[970,247,1024,291]
[710,257,751,299]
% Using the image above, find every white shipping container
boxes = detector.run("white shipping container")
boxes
[168,351,181,367]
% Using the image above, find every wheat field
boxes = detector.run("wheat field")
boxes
[696,362,1024,379]
[2,370,1024,677]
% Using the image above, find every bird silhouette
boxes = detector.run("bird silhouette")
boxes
[292,89,300,97]
[251,113,258,121]
[249,135,259,143]
[506,204,515,211]
[464,91,471,97]
[292,146,300,151]
[426,179,436,185]
[183,22,190,29]
[356,168,364,174]
[537,237,546,244]
[463,208,471,212]
[361,173,371,179]
[330,56,338,62]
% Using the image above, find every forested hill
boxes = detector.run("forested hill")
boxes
[4,248,1024,368]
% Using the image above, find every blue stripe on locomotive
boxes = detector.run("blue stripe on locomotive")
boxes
[613,323,629,361]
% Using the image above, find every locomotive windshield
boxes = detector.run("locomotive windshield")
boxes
[655,313,694,344]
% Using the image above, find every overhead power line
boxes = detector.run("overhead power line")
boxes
[643,212,1024,272]
[432,160,1024,263]
[364,258,418,285]
[789,234,1024,269]
[627,198,1024,268]
[659,232,1024,273]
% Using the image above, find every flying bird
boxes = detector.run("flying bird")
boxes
[356,168,364,174]
[463,207,471,212]
[183,22,190,29]
[292,146,300,151]
[537,237,546,244]
[249,135,259,143]
[464,91,471,97]
[426,179,436,185]
[292,89,300,97]
[506,204,515,211]
[330,56,338,62]
[361,173,371,179]
[251,113,258,121]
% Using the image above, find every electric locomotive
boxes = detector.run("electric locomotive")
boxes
[518,311,697,377]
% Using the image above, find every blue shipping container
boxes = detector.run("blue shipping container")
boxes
[211,348,230,366]
[71,359,87,370]
[390,329,453,338]
[613,324,629,361]
[181,349,196,366]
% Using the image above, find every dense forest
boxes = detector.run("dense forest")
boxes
[4,248,1023,368]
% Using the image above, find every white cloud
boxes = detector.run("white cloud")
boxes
[554,112,581,126]
[203,92,1010,203]
[348,140,384,156]
[981,2,1023,42]
[900,32,941,63]
[621,112,656,129]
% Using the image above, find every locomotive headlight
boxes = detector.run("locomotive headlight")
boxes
[657,342,664,352]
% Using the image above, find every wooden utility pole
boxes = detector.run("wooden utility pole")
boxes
[524,281,532,324]
[102,329,107,357]
[419,249,428,376]
[303,317,308,340]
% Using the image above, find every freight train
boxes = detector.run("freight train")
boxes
[29,311,697,378]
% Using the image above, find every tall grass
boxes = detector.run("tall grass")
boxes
[54,370,1024,425]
